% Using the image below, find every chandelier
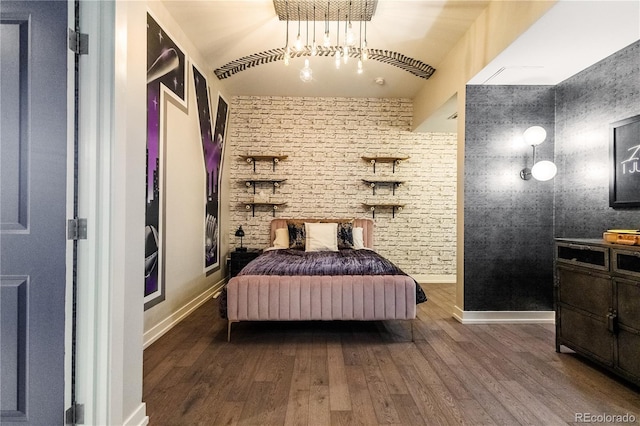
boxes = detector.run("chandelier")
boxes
[277,0,376,80]
[213,0,435,82]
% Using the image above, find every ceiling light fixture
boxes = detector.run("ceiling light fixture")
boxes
[362,1,368,61]
[295,5,303,51]
[214,1,436,82]
[311,6,317,56]
[335,9,341,69]
[323,5,330,47]
[343,13,349,64]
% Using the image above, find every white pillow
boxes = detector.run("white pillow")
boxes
[352,227,365,250]
[305,222,338,252]
[272,227,289,249]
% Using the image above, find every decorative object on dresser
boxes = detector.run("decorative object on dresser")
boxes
[603,229,640,246]
[229,248,262,278]
[234,226,246,252]
[554,238,640,387]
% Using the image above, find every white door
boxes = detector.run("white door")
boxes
[1,1,70,424]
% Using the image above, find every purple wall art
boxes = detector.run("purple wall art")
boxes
[145,12,187,310]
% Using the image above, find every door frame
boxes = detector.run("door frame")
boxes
[71,1,147,424]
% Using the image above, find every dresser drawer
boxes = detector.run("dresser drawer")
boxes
[616,278,640,330]
[557,267,612,317]
[556,242,609,271]
[612,248,640,279]
[617,329,640,380]
[558,306,614,365]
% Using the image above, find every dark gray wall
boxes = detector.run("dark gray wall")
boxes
[464,86,556,311]
[555,41,640,237]
[463,40,640,312]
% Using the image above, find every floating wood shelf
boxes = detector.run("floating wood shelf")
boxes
[243,202,287,217]
[245,179,287,194]
[362,203,405,218]
[240,155,288,172]
[362,156,409,173]
[362,179,404,195]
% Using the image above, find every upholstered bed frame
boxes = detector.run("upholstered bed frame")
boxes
[225,218,417,341]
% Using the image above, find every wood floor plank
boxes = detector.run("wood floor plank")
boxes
[501,380,567,425]
[327,339,352,411]
[416,341,474,401]
[366,379,402,424]
[211,401,244,426]
[391,394,427,425]
[396,364,454,426]
[237,381,276,425]
[372,344,409,395]
[344,365,383,426]
[329,410,359,426]
[308,385,330,426]
[457,399,497,426]
[284,389,309,426]
[143,283,640,426]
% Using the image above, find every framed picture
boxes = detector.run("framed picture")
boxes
[610,114,640,208]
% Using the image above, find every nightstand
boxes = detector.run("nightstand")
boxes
[229,248,262,278]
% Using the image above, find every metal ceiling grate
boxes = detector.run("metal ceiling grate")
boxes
[273,0,378,21]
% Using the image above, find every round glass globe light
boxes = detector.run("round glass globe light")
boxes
[531,160,557,181]
[523,126,547,146]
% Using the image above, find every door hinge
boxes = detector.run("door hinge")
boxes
[68,28,89,55]
[65,403,84,424]
[67,218,87,240]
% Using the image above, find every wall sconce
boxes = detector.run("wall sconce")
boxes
[519,126,557,181]
[234,226,247,252]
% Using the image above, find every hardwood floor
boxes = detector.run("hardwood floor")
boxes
[143,283,640,425]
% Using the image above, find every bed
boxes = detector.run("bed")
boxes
[224,218,427,341]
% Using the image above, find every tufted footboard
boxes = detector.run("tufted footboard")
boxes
[226,274,416,341]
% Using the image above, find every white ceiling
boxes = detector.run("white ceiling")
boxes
[162,0,491,98]
[162,0,639,117]
[469,0,640,86]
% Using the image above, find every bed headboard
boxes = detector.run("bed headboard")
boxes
[270,218,374,249]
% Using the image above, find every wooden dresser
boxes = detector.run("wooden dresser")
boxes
[555,238,640,387]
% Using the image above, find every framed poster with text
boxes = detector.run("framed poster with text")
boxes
[610,114,640,208]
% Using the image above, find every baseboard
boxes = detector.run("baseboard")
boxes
[413,274,456,284]
[123,402,149,426]
[453,305,555,324]
[143,279,225,349]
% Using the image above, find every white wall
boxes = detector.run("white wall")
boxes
[228,96,457,279]
[143,2,230,342]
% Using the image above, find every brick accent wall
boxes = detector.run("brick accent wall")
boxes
[226,96,456,277]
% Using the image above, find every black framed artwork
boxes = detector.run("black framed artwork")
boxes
[610,114,640,208]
